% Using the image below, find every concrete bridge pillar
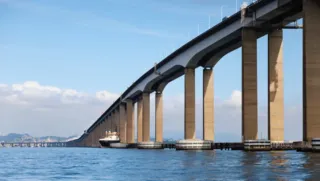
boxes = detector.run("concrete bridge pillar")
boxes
[303,0,320,141]
[115,108,120,133]
[242,28,258,141]
[137,97,143,142]
[142,93,150,142]
[185,68,196,140]
[203,68,214,141]
[98,122,102,139]
[94,128,98,147]
[106,116,109,132]
[103,118,107,137]
[119,104,127,143]
[155,91,163,142]
[89,132,93,147]
[126,99,135,143]
[110,112,114,132]
[268,30,284,142]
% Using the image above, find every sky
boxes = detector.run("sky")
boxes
[0,0,303,141]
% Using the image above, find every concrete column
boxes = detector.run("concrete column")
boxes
[110,113,114,132]
[115,108,120,133]
[268,30,284,142]
[96,127,100,146]
[103,118,107,137]
[119,104,127,143]
[303,0,320,141]
[89,132,93,147]
[92,129,96,147]
[242,28,258,141]
[203,68,214,141]
[185,68,196,140]
[126,99,135,143]
[106,116,110,132]
[98,123,102,139]
[142,93,150,142]
[155,92,163,142]
[137,97,143,142]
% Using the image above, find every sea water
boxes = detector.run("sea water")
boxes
[0,148,320,180]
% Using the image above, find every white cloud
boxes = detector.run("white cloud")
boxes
[0,82,302,141]
[0,81,119,137]
[95,91,119,102]
[224,90,241,107]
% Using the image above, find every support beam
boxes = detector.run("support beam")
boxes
[119,104,127,143]
[155,92,163,142]
[137,97,143,142]
[115,108,119,133]
[142,93,150,142]
[126,99,135,143]
[111,112,114,132]
[106,116,110,132]
[242,28,258,141]
[303,0,320,141]
[185,68,196,140]
[268,29,284,142]
[203,68,214,141]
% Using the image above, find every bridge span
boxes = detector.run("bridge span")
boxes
[67,0,320,149]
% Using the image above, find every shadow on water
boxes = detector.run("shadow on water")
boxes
[303,152,320,180]
[239,151,314,181]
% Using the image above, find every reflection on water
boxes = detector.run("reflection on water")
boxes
[0,148,319,180]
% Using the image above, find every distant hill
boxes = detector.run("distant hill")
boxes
[0,133,78,143]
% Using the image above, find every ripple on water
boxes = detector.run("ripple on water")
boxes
[0,148,320,180]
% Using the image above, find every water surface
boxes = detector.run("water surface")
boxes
[0,148,320,180]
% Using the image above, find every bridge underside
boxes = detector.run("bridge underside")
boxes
[74,0,320,147]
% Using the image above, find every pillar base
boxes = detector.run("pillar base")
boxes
[109,143,129,149]
[244,139,271,151]
[176,139,212,150]
[137,141,163,149]
[312,138,320,153]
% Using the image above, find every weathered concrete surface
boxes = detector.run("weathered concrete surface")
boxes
[137,97,143,142]
[115,108,120,133]
[185,68,196,140]
[155,92,163,142]
[242,28,258,141]
[126,100,135,143]
[111,112,114,132]
[203,68,214,141]
[268,30,284,142]
[303,0,320,141]
[119,104,127,143]
[142,93,150,142]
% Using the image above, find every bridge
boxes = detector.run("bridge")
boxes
[67,0,320,150]
[1,142,67,148]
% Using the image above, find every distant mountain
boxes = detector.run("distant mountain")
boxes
[0,133,78,143]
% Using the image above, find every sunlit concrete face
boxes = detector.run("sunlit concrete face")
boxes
[119,104,127,143]
[142,93,150,142]
[303,0,320,141]
[126,100,135,143]
[155,92,163,142]
[137,97,143,142]
[242,28,258,141]
[203,68,214,141]
[184,68,196,140]
[268,29,284,142]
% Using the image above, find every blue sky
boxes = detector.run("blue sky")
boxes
[0,0,304,141]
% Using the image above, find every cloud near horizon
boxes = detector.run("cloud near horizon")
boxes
[0,81,302,141]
